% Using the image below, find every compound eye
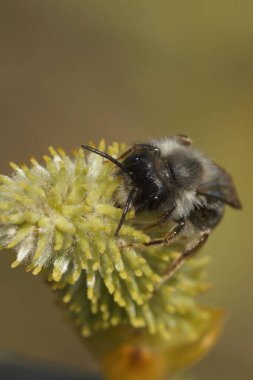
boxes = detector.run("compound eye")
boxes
[127,154,142,162]
[124,153,145,167]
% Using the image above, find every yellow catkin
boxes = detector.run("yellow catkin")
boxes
[0,142,211,342]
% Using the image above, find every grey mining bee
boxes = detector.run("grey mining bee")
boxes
[82,135,241,283]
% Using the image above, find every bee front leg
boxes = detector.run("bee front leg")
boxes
[143,218,185,247]
[155,229,210,289]
[123,218,185,249]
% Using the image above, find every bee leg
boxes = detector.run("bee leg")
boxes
[164,218,185,241]
[142,218,185,247]
[122,218,185,249]
[155,230,210,289]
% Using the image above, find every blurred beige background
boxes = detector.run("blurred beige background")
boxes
[0,1,252,378]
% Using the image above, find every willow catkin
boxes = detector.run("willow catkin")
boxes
[0,141,210,339]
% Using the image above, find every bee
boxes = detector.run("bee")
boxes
[82,135,241,283]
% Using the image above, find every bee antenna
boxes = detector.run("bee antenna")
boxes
[81,145,131,176]
[115,188,137,236]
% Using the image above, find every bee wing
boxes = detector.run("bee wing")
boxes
[199,166,242,209]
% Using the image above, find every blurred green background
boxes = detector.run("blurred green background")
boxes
[0,1,252,378]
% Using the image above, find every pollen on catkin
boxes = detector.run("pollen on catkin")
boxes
[0,141,210,339]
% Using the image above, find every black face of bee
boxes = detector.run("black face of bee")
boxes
[123,151,169,211]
